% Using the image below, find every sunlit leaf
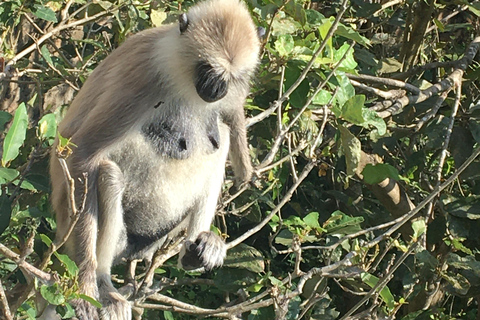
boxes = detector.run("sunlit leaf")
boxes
[361,163,400,185]
[32,4,57,22]
[361,273,395,311]
[40,284,65,305]
[2,103,28,167]
[339,124,361,177]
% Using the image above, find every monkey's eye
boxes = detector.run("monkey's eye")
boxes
[179,13,189,34]
[257,26,266,39]
[195,62,228,103]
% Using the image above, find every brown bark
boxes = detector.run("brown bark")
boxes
[400,0,436,71]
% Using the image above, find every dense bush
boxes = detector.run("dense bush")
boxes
[1,0,480,319]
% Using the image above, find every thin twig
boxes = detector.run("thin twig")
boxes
[0,280,13,320]
[227,160,317,250]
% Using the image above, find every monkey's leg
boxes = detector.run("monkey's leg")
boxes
[96,160,132,320]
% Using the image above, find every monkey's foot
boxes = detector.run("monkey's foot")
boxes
[99,291,132,320]
[71,298,100,320]
[181,231,226,271]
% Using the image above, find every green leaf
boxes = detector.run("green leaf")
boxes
[446,254,480,277]
[32,4,58,22]
[341,95,365,124]
[223,243,265,273]
[0,111,12,131]
[411,219,426,240]
[361,163,400,185]
[324,211,363,235]
[284,2,306,26]
[0,167,20,183]
[361,273,395,311]
[56,303,75,319]
[2,103,28,166]
[0,194,12,235]
[318,18,333,58]
[334,73,355,107]
[303,212,321,229]
[339,125,361,177]
[40,45,53,66]
[334,43,357,70]
[469,3,480,17]
[305,9,325,26]
[38,113,57,144]
[40,284,65,305]
[164,311,175,320]
[275,34,294,57]
[79,294,102,308]
[54,253,79,276]
[151,9,168,27]
[336,24,371,47]
[275,229,293,246]
[312,89,332,105]
[214,268,258,292]
[433,19,445,32]
[441,271,470,296]
[362,108,387,135]
[40,234,53,246]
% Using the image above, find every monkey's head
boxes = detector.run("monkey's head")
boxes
[178,0,262,103]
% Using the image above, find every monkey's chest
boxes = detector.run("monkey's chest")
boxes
[141,111,220,159]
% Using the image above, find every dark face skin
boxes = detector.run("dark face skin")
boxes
[195,61,228,103]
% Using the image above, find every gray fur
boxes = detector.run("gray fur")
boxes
[49,0,260,319]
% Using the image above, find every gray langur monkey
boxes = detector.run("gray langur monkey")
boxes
[48,0,261,318]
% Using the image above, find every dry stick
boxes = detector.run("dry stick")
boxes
[309,90,337,158]
[424,84,463,225]
[138,239,183,295]
[39,157,88,269]
[393,60,458,80]
[0,243,55,285]
[377,35,480,118]
[257,141,307,174]
[0,280,13,320]
[226,160,316,250]
[350,79,403,100]
[6,8,117,67]
[140,249,358,318]
[434,84,462,187]
[259,42,355,169]
[372,0,405,17]
[347,73,421,95]
[246,0,349,128]
[414,89,450,132]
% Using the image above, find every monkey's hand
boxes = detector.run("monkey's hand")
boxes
[181,231,226,271]
[234,161,253,186]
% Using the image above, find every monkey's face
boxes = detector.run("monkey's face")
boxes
[194,61,228,103]
[177,0,262,104]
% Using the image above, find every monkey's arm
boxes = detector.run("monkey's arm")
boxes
[223,105,253,184]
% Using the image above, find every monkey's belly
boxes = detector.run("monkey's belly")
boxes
[108,125,229,260]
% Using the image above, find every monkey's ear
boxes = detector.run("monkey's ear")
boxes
[179,13,189,34]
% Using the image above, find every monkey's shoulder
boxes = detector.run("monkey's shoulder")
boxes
[141,110,221,159]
